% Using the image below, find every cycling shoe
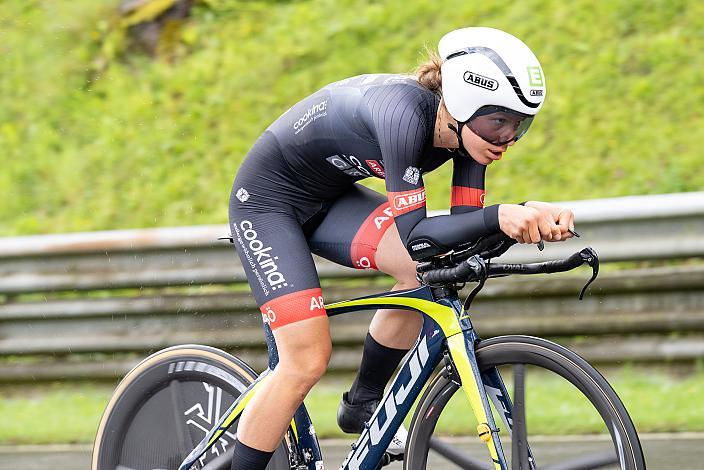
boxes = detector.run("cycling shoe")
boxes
[337,392,379,434]
[336,392,406,456]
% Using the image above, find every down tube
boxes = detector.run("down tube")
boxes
[341,315,445,470]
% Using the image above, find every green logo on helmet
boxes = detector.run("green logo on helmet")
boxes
[527,66,543,87]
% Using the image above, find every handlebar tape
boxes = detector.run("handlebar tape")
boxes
[421,251,589,285]
[421,258,482,285]
[485,252,585,277]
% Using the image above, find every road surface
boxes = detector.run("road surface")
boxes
[1,433,700,469]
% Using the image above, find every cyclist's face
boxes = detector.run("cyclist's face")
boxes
[461,118,516,166]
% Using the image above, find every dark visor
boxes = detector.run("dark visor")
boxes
[467,105,534,146]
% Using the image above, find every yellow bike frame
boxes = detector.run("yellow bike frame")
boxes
[180,285,511,470]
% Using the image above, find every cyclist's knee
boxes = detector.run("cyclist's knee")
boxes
[273,316,332,393]
[384,261,420,290]
[284,345,329,380]
[374,226,419,287]
[276,347,330,398]
[394,272,421,289]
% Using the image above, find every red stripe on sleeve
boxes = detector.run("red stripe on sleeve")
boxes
[451,186,485,208]
[388,188,426,217]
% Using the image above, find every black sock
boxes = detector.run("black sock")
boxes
[230,440,274,470]
[348,332,409,404]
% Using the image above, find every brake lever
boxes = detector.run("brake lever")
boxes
[536,228,579,252]
[578,247,599,300]
[463,256,488,311]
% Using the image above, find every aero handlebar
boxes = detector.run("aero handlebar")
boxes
[420,247,599,300]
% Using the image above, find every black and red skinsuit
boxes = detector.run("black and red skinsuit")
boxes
[229,74,501,328]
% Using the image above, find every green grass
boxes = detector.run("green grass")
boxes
[1,0,704,236]
[0,383,113,445]
[1,366,702,445]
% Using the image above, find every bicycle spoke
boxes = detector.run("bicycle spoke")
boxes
[429,437,492,470]
[169,379,194,459]
[511,364,531,470]
[542,451,619,470]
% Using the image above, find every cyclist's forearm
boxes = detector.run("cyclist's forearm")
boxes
[398,205,501,259]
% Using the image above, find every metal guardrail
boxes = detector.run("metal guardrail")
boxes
[1,192,703,382]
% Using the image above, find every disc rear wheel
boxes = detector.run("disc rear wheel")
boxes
[92,345,290,470]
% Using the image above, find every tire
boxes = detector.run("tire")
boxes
[92,345,291,470]
[405,336,645,470]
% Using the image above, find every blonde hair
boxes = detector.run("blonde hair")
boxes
[415,47,443,94]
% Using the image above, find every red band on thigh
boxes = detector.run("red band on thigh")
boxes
[350,202,394,270]
[259,287,327,329]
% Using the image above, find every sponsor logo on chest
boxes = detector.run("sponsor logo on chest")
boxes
[402,166,420,185]
[325,154,371,178]
[365,159,385,178]
[293,99,328,134]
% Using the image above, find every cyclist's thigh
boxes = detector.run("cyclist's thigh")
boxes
[307,184,416,281]
[374,222,418,284]
[229,132,332,331]
[229,210,327,331]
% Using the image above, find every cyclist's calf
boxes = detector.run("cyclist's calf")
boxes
[235,317,332,453]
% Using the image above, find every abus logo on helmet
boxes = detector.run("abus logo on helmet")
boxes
[293,99,328,134]
[239,220,288,291]
[463,71,499,91]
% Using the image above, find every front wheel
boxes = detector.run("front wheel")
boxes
[405,336,645,470]
[92,344,290,470]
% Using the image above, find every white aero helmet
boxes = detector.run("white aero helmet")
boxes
[439,27,546,141]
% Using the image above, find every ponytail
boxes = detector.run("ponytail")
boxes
[416,48,443,94]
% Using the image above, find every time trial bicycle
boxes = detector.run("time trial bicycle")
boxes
[92,233,645,470]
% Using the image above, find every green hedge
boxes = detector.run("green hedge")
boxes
[1,0,702,235]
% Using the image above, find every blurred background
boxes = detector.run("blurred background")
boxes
[0,0,702,468]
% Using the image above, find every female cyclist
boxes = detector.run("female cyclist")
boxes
[228,26,574,469]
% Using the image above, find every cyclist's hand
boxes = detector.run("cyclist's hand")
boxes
[524,201,575,241]
[498,204,555,244]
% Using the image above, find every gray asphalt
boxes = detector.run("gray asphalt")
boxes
[1,434,700,469]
